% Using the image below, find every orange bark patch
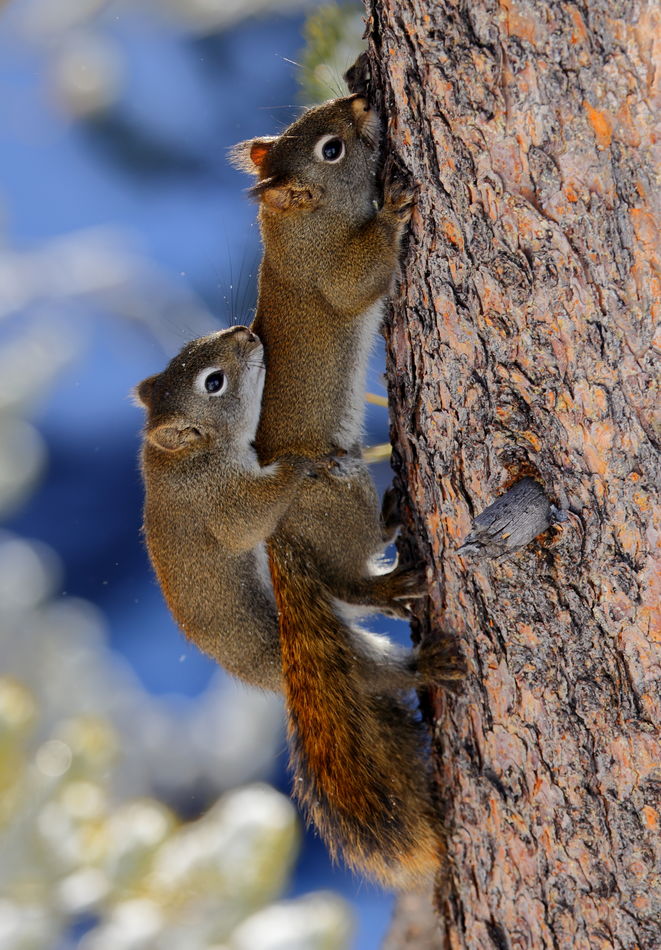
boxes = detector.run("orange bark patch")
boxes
[443,218,464,248]
[642,805,658,830]
[500,0,540,45]
[568,5,588,43]
[630,208,658,252]
[581,422,613,476]
[632,490,650,511]
[584,101,613,148]
[616,523,641,558]
[517,623,539,647]
[522,430,542,451]
[615,100,642,148]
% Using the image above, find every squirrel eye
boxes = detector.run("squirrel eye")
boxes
[314,134,345,163]
[194,368,227,397]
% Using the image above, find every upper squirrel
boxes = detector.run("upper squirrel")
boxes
[232,92,420,614]
[233,93,410,459]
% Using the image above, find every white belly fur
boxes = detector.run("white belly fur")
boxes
[253,541,275,602]
[333,298,385,448]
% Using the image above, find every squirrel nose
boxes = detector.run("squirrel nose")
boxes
[231,326,258,344]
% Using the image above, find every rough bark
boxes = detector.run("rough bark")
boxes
[362,1,660,947]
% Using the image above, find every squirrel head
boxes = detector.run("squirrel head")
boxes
[135,326,265,456]
[230,95,380,218]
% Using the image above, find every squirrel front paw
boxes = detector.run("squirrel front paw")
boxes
[414,637,466,691]
[344,51,371,98]
[382,175,417,225]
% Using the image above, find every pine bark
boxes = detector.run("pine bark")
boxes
[362,1,660,947]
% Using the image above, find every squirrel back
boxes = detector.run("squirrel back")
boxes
[269,534,448,888]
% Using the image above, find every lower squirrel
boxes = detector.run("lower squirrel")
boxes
[136,326,459,696]
[136,326,308,687]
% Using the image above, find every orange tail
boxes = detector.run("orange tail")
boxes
[269,536,442,888]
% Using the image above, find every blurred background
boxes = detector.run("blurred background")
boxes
[0,1,412,947]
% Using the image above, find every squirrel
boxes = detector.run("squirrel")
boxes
[231,92,423,616]
[232,91,465,886]
[136,325,315,690]
[136,325,461,699]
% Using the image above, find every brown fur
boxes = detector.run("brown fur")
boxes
[270,535,461,888]
[138,327,317,691]
[232,94,419,614]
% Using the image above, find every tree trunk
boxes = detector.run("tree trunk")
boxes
[362,1,660,947]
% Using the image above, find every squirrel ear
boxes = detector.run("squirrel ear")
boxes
[229,136,277,174]
[148,423,205,452]
[133,375,158,409]
[350,96,379,143]
[259,184,319,213]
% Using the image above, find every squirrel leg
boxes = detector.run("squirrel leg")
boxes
[410,637,466,689]
[340,561,428,619]
[220,456,317,553]
[353,630,466,694]
[380,485,401,544]
[318,179,416,315]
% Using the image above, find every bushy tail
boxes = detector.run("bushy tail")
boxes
[269,536,442,888]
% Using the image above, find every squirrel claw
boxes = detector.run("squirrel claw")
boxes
[344,52,371,99]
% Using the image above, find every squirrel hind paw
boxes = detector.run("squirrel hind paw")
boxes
[371,563,427,620]
[389,562,428,601]
[415,638,466,690]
